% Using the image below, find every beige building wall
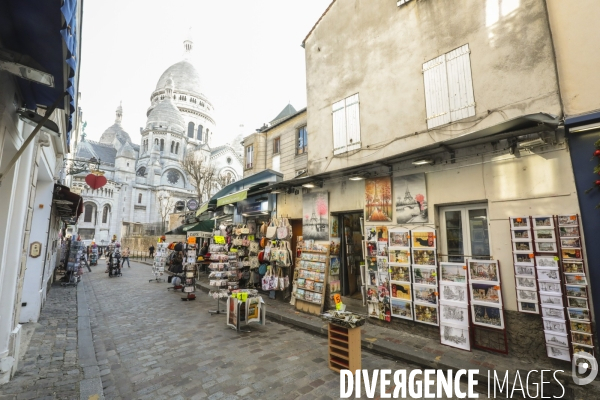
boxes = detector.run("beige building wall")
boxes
[304,0,562,175]
[241,133,267,178]
[546,0,600,117]
[264,111,308,181]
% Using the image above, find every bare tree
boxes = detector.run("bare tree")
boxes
[156,191,176,232]
[181,153,229,202]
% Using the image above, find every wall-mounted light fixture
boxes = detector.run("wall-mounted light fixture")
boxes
[411,158,434,166]
[301,180,323,188]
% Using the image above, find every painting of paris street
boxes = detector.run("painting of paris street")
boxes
[393,173,428,224]
[302,192,329,241]
[365,177,393,222]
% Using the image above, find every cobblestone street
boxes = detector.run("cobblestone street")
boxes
[1,261,469,400]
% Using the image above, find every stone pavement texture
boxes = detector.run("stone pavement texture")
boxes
[0,283,81,400]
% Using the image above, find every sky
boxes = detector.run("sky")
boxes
[78,0,332,146]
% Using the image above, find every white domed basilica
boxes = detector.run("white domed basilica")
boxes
[71,36,243,242]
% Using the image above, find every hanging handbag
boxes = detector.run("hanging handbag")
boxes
[248,220,257,235]
[260,237,267,248]
[233,237,243,247]
[262,269,272,291]
[241,224,250,235]
[266,220,277,239]
[249,256,259,270]
[242,238,250,247]
[249,241,259,255]
[284,218,293,240]
[277,218,288,240]
[278,268,289,290]
[258,263,267,275]
[270,268,279,290]
[264,243,271,261]
[260,221,268,236]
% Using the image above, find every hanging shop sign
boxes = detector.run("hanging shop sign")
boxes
[237,197,272,215]
[187,231,212,238]
[187,199,199,211]
[216,189,248,207]
[175,200,186,212]
[85,172,107,190]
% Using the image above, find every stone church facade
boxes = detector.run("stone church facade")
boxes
[71,36,242,243]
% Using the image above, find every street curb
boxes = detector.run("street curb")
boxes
[77,276,105,400]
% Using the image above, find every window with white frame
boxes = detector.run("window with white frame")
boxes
[423,44,475,129]
[245,145,253,169]
[332,93,361,155]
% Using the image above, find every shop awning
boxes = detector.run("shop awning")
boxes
[216,189,248,207]
[195,201,209,217]
[0,0,80,148]
[52,184,83,221]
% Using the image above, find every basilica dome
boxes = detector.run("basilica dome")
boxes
[155,60,203,95]
[99,104,132,144]
[146,98,186,132]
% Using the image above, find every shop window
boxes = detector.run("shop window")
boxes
[297,126,308,155]
[245,145,253,169]
[332,93,361,155]
[188,122,195,138]
[423,44,475,129]
[439,204,490,263]
[273,137,280,154]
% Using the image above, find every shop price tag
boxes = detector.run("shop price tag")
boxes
[214,236,226,244]
[462,266,467,270]
[575,276,583,281]
[333,293,342,310]
[570,215,577,220]
[248,235,255,241]
[493,285,500,290]
[553,256,559,261]
[528,254,534,258]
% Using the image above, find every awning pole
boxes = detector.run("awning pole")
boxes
[0,91,67,185]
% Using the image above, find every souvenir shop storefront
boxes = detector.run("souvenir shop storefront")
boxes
[274,119,596,366]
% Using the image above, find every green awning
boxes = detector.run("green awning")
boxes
[187,220,214,232]
[216,189,248,207]
[195,202,209,217]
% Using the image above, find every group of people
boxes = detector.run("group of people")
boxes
[104,243,132,274]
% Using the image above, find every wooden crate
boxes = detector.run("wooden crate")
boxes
[327,323,361,372]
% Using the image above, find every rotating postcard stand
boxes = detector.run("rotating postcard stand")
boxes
[226,296,266,333]
[209,285,227,315]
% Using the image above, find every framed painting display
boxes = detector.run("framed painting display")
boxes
[515,276,536,290]
[532,216,554,229]
[533,229,556,241]
[565,285,587,298]
[539,281,561,294]
[440,324,470,351]
[557,214,578,226]
[516,289,538,302]
[440,303,469,326]
[414,304,439,326]
[393,173,428,224]
[470,283,502,305]
[537,268,560,282]
[570,321,592,334]
[439,262,467,283]
[518,301,539,314]
[302,191,329,241]
[543,318,568,334]
[389,249,411,264]
[412,249,436,266]
[514,264,535,277]
[514,253,534,265]
[546,345,571,362]
[440,283,468,304]
[535,241,558,253]
[540,294,563,307]
[512,240,533,252]
[560,238,581,249]
[471,304,504,329]
[510,217,530,229]
[545,332,569,347]
[563,262,584,274]
[389,265,411,283]
[365,177,393,222]
[468,259,499,283]
[535,256,559,269]
[413,284,438,305]
[567,297,589,309]
[572,332,594,347]
[561,248,582,260]
[511,229,530,240]
[412,266,438,286]
[559,226,580,237]
[541,305,565,319]
[567,308,590,322]
[388,228,410,248]
[411,228,436,249]
[390,298,413,320]
[390,282,411,300]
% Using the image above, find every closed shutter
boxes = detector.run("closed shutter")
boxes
[272,155,280,172]
[423,54,451,129]
[345,94,361,152]
[446,44,475,122]
[332,99,347,155]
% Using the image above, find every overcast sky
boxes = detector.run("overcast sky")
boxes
[79,0,331,146]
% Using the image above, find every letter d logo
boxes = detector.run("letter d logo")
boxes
[572,353,598,386]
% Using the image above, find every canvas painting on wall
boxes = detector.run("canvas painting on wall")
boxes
[302,191,329,241]
[365,177,393,222]
[393,173,428,224]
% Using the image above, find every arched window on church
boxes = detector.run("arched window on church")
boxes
[83,204,94,223]
[197,125,203,140]
[155,138,158,145]
[102,205,110,224]
[175,143,179,154]
[188,122,195,138]
[138,193,142,204]
[205,129,209,142]
[160,139,164,151]
[170,141,174,153]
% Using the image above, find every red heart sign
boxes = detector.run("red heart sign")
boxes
[85,173,108,190]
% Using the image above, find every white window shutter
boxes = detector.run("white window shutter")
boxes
[332,99,347,155]
[345,94,361,152]
[446,44,475,122]
[272,154,280,172]
[423,54,451,129]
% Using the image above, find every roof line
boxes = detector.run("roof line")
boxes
[260,108,307,133]
[302,0,337,47]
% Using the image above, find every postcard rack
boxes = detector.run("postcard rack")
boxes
[150,242,167,283]
[208,252,231,314]
[295,241,330,315]
[327,323,361,373]
[181,243,196,301]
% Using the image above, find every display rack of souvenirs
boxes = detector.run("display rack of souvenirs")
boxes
[226,289,266,332]
[208,245,234,314]
[90,245,98,265]
[150,242,168,283]
[294,240,330,315]
[61,239,84,286]
[181,239,197,301]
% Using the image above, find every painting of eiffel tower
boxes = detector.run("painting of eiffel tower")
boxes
[393,173,428,224]
[302,192,329,240]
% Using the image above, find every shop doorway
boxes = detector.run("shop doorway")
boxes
[439,204,491,262]
[335,212,365,303]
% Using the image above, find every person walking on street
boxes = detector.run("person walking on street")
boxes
[149,245,155,258]
[122,247,131,268]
